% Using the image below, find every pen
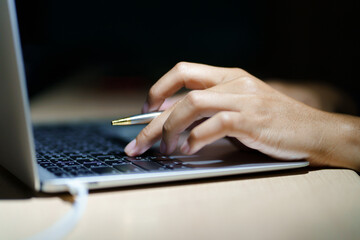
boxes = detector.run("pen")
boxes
[111,111,163,126]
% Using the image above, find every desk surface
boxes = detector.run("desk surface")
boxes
[1,81,360,240]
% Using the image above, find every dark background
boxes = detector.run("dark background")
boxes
[15,0,359,110]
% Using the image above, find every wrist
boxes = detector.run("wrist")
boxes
[312,113,360,171]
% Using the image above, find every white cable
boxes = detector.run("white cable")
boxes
[27,182,89,240]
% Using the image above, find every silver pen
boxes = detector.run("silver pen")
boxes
[111,111,163,126]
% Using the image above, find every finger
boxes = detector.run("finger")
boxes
[162,90,244,154]
[158,93,187,111]
[180,111,242,155]
[124,108,173,156]
[143,62,243,112]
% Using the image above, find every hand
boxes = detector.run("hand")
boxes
[125,62,360,170]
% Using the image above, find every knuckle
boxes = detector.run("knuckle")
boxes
[185,90,204,108]
[235,67,245,74]
[162,121,171,135]
[174,61,190,73]
[231,67,247,76]
[188,129,200,142]
[218,112,235,130]
[239,76,258,92]
[173,62,191,79]
[148,86,159,101]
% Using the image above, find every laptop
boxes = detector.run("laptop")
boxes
[0,0,308,193]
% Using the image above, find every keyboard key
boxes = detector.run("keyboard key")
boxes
[168,165,192,171]
[104,160,127,166]
[44,166,62,172]
[50,158,73,163]
[91,167,120,174]
[107,151,125,155]
[63,165,88,171]
[153,155,175,160]
[88,152,107,156]
[96,155,116,160]
[83,162,107,168]
[113,164,144,173]
[124,156,144,161]
[56,161,80,167]
[40,163,56,168]
[75,159,96,164]
[155,160,183,166]
[37,159,51,163]
[131,161,166,171]
[68,170,96,177]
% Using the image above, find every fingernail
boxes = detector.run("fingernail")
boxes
[180,141,190,154]
[125,139,137,156]
[160,141,167,154]
[142,102,149,113]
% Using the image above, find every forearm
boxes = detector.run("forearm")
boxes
[267,80,358,114]
[312,112,360,171]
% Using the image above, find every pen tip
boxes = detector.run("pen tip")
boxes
[111,118,131,126]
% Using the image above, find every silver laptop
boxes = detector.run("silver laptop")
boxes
[0,0,308,193]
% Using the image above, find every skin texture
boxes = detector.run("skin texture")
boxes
[124,62,360,171]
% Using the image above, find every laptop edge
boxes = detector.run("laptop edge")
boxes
[0,0,40,191]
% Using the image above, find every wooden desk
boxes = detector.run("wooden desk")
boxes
[1,81,360,240]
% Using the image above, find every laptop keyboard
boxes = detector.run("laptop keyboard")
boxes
[34,124,192,178]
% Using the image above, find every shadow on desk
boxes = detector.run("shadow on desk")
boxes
[0,165,34,199]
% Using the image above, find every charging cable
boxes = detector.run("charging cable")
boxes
[27,182,89,240]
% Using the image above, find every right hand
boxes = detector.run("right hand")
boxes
[125,62,360,170]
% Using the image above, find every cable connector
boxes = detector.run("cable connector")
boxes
[26,182,89,240]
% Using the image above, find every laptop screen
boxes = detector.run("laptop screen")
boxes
[14,0,360,113]
[15,0,261,98]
